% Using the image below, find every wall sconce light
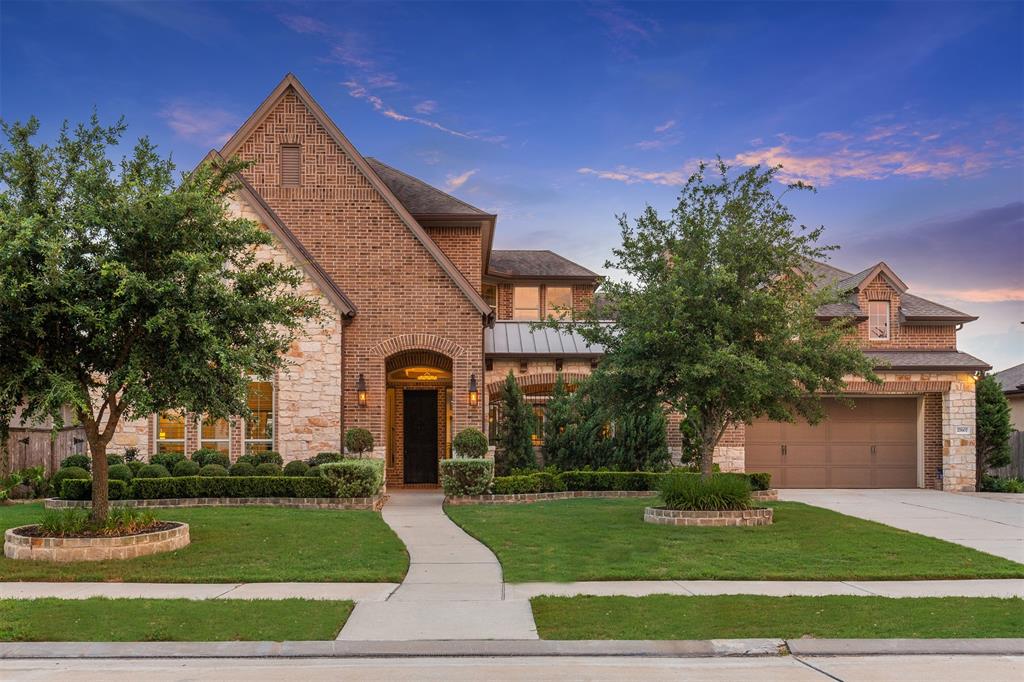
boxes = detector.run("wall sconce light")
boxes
[468,374,479,407]
[357,373,368,407]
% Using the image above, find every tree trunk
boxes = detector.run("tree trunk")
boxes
[89,438,109,523]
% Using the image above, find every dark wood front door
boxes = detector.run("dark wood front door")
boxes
[403,390,438,484]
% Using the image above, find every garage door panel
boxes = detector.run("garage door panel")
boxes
[875,398,917,421]
[783,422,828,443]
[745,443,782,469]
[874,444,916,468]
[875,421,916,443]
[785,445,830,466]
[874,467,917,488]
[829,467,874,488]
[784,467,829,488]
[828,421,871,441]
[829,444,873,466]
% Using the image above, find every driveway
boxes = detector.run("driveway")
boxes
[779,489,1024,564]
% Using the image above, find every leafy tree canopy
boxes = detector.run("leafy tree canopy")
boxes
[558,160,877,477]
[0,115,321,518]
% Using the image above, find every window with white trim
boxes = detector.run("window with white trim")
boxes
[156,411,186,453]
[200,417,230,454]
[868,300,890,340]
[245,380,274,454]
[513,286,540,320]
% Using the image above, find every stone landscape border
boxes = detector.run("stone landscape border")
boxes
[446,489,778,505]
[4,523,189,562]
[644,507,774,527]
[45,495,386,512]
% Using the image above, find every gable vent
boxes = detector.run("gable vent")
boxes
[280,144,301,187]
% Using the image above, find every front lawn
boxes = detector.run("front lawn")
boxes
[0,598,352,641]
[531,595,1024,639]
[0,503,408,582]
[445,499,1024,581]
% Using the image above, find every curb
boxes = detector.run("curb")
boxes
[1,638,1021,659]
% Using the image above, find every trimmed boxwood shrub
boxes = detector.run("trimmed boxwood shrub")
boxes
[344,428,374,456]
[308,451,344,466]
[127,461,145,476]
[490,474,541,495]
[107,463,134,483]
[304,464,322,478]
[51,466,91,492]
[254,462,283,477]
[191,449,231,469]
[60,455,92,471]
[199,464,229,477]
[747,472,772,491]
[318,460,384,497]
[106,453,125,467]
[150,452,186,471]
[60,478,129,501]
[558,470,663,492]
[440,459,494,496]
[452,428,489,459]
[172,460,201,477]
[237,451,284,468]
[659,472,752,511]
[283,460,309,477]
[136,464,170,479]
[230,462,256,477]
[129,476,336,500]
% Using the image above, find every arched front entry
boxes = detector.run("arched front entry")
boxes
[385,350,453,487]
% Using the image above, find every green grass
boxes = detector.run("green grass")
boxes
[0,598,353,641]
[445,499,1024,582]
[531,595,1024,639]
[0,503,408,582]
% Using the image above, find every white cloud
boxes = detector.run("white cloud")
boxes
[654,119,676,133]
[445,169,478,191]
[414,100,438,114]
[159,103,238,147]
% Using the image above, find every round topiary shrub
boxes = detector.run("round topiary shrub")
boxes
[135,464,170,479]
[453,428,489,459]
[51,466,90,492]
[304,465,322,478]
[308,451,344,466]
[191,448,230,469]
[107,463,134,483]
[106,453,125,467]
[230,462,256,477]
[150,452,186,471]
[283,460,309,477]
[254,462,282,477]
[127,460,145,476]
[199,463,229,477]
[172,460,201,477]
[344,428,374,456]
[60,455,92,471]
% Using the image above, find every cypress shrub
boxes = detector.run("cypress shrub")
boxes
[495,371,537,475]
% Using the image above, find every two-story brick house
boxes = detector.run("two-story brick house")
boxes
[109,74,988,491]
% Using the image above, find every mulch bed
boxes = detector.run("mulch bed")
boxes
[12,521,179,539]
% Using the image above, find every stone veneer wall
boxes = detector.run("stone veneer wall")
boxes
[941,373,977,491]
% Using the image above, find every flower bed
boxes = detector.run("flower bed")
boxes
[644,507,774,527]
[4,522,190,562]
[446,490,657,505]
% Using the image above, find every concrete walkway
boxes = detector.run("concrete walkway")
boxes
[779,489,1024,563]
[336,491,538,641]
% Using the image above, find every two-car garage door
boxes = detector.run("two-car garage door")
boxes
[746,398,918,488]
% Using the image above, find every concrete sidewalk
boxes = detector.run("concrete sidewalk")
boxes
[780,489,1024,563]
[5,578,1022,601]
[335,491,538,641]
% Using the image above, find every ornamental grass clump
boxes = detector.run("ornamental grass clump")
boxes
[39,506,158,537]
[659,473,752,511]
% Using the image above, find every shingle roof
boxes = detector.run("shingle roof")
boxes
[364,158,488,216]
[805,259,975,322]
[488,250,600,279]
[993,363,1024,393]
[485,321,607,356]
[864,350,991,371]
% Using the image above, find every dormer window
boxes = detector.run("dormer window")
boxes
[868,300,890,340]
[280,144,300,187]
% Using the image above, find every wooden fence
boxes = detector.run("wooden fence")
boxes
[1,426,87,477]
[989,431,1024,479]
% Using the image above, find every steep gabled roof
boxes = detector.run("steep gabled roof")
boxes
[488,250,600,279]
[218,73,493,323]
[993,363,1024,394]
[837,261,908,293]
[364,158,490,216]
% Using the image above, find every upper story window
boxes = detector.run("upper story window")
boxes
[156,411,185,453]
[245,380,274,454]
[513,286,540,320]
[868,300,890,340]
[280,144,301,187]
[482,284,497,309]
[545,286,573,319]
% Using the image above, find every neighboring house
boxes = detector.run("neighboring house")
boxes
[992,363,1024,431]
[109,74,986,491]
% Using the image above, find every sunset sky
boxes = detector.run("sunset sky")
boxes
[3,1,1022,369]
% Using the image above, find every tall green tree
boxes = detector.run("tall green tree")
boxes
[496,371,537,474]
[976,374,1012,481]
[612,406,670,471]
[0,116,321,521]
[554,160,877,479]
[541,373,574,469]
